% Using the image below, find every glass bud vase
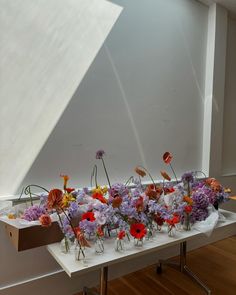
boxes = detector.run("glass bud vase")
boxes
[95,237,104,254]
[60,237,72,253]
[183,213,191,231]
[134,238,143,247]
[74,241,87,265]
[167,225,176,237]
[115,238,125,252]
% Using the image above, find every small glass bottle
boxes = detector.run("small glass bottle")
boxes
[60,237,72,253]
[95,237,104,254]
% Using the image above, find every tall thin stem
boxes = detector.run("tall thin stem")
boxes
[169,163,178,183]
[101,158,111,188]
[137,166,156,186]
[91,165,98,188]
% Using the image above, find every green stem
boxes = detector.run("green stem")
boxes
[91,165,98,188]
[169,163,178,183]
[60,207,85,258]
[101,158,111,188]
[137,166,156,186]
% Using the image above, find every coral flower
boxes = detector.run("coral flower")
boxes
[163,152,173,164]
[130,223,147,239]
[92,192,107,204]
[96,226,104,238]
[166,215,180,226]
[39,214,52,227]
[135,166,146,177]
[160,171,171,181]
[76,229,91,248]
[145,184,162,199]
[47,189,63,209]
[82,212,96,222]
[118,230,126,240]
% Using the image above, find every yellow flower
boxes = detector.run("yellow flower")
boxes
[92,185,108,195]
[8,213,16,219]
[61,193,75,208]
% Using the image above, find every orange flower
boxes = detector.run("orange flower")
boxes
[47,189,63,209]
[160,171,171,181]
[206,178,222,192]
[60,174,69,189]
[39,214,52,227]
[92,192,107,204]
[135,166,146,177]
[163,152,173,164]
[112,196,122,208]
[183,195,193,205]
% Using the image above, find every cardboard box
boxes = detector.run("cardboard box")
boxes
[3,220,64,251]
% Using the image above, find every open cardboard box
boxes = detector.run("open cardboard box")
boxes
[1,218,63,251]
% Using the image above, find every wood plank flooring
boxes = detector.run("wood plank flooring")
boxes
[77,236,236,295]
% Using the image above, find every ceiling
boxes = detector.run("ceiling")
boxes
[201,0,236,17]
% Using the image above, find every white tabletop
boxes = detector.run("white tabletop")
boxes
[47,209,236,277]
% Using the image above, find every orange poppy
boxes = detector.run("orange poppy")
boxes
[163,152,173,164]
[160,171,171,181]
[47,189,63,209]
[134,167,146,177]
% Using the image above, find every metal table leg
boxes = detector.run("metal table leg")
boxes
[83,266,108,295]
[157,241,211,295]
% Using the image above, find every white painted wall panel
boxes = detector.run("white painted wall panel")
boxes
[0,0,122,196]
[20,0,208,192]
[222,17,236,176]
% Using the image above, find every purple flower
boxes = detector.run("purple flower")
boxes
[96,150,105,159]
[79,219,98,236]
[191,207,208,223]
[192,189,209,209]
[181,172,194,183]
[109,183,129,198]
[68,202,79,218]
[23,205,46,221]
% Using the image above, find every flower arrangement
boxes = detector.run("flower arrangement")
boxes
[5,150,231,260]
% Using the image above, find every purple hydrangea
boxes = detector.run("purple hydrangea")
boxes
[23,205,46,221]
[192,189,210,209]
[191,207,208,223]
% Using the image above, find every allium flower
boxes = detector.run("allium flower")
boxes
[23,205,46,221]
[181,172,194,183]
[96,150,105,159]
[39,214,52,227]
[130,223,147,239]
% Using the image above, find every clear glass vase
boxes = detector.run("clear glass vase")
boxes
[60,237,72,253]
[115,238,125,252]
[74,241,87,265]
[167,225,176,237]
[95,237,104,254]
[183,213,191,231]
[134,238,143,247]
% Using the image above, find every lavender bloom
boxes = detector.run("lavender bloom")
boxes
[191,207,208,223]
[39,192,48,204]
[96,150,105,159]
[79,219,98,236]
[76,191,86,203]
[68,202,79,218]
[60,217,74,239]
[109,183,129,198]
[23,205,46,221]
[83,187,89,194]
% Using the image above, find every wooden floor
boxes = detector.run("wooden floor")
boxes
[77,236,236,295]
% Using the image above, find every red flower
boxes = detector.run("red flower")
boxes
[47,189,63,209]
[163,152,173,164]
[154,214,165,226]
[96,226,104,237]
[164,187,175,194]
[166,215,180,226]
[145,184,163,200]
[82,212,96,222]
[65,188,75,193]
[39,214,52,227]
[130,223,147,239]
[75,228,91,248]
[92,192,107,204]
[118,230,126,240]
[184,205,192,214]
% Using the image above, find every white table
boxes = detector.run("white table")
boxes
[47,210,236,295]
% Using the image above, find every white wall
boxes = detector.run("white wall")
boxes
[0,1,211,294]
[19,0,208,193]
